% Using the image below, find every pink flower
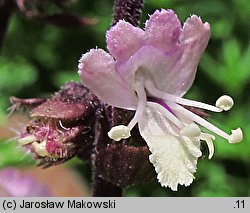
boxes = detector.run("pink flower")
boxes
[78,9,243,190]
[0,168,51,197]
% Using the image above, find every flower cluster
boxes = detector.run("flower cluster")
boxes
[78,9,243,190]
[14,82,97,166]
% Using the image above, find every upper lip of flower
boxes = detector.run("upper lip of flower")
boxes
[78,9,211,110]
[78,9,243,190]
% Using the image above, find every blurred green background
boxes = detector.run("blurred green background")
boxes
[0,0,250,196]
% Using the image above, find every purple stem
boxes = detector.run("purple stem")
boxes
[91,106,124,197]
[92,175,123,197]
[92,0,144,197]
[112,0,143,26]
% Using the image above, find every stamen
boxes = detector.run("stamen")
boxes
[172,103,243,143]
[199,133,215,159]
[148,97,176,115]
[18,135,36,145]
[145,80,223,112]
[180,123,201,137]
[108,80,147,141]
[228,128,243,144]
[215,95,234,111]
[147,101,184,129]
[108,125,131,141]
[127,81,147,130]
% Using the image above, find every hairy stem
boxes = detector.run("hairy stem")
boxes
[92,105,122,197]
[112,0,143,26]
[91,107,123,197]
[0,0,15,53]
[92,175,122,197]
[91,0,144,197]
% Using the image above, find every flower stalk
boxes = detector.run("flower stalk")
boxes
[91,0,145,196]
[112,0,143,26]
[0,0,15,53]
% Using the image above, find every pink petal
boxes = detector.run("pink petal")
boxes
[78,49,137,109]
[145,9,181,52]
[117,46,184,94]
[165,15,210,96]
[106,20,145,62]
[0,168,51,197]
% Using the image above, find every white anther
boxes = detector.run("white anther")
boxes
[18,135,36,145]
[108,125,131,141]
[32,141,48,157]
[199,133,215,159]
[228,128,243,144]
[180,123,201,137]
[216,95,234,111]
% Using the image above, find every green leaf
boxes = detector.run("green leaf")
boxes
[212,19,233,39]
[194,161,235,196]
[53,71,80,87]
[213,107,250,162]
[200,40,250,95]
[0,140,35,169]
[0,57,37,93]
